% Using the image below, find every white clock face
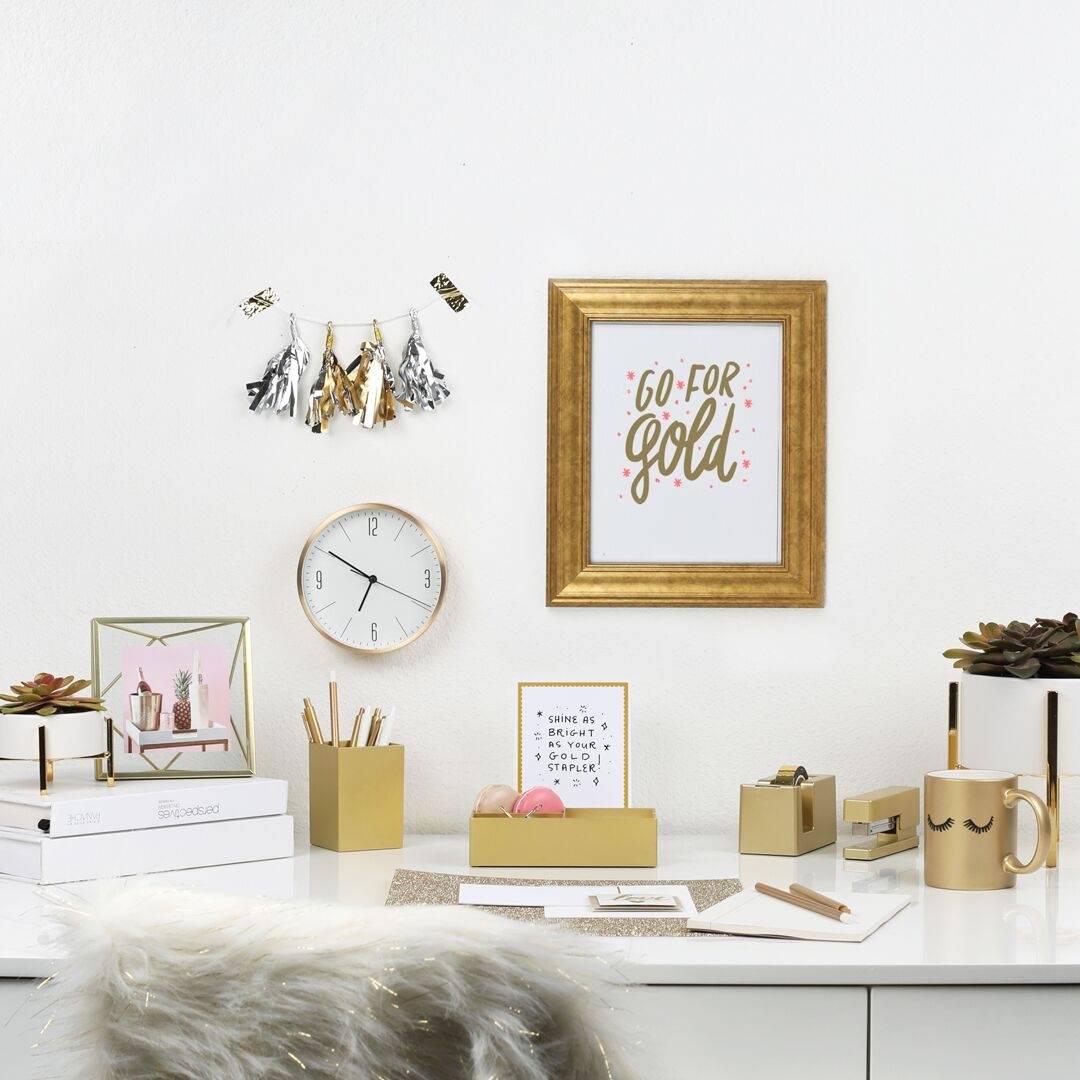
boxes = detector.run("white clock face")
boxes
[297,504,446,653]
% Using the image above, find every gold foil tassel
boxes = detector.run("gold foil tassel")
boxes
[306,323,355,433]
[349,321,399,428]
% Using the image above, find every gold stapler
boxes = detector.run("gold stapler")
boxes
[842,786,919,861]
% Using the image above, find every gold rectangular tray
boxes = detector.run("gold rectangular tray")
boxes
[469,807,657,867]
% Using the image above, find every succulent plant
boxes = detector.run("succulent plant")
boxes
[0,673,106,715]
[944,614,1080,679]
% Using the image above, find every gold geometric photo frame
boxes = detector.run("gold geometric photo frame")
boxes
[91,617,255,781]
[547,279,826,606]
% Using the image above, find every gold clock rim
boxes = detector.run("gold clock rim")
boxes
[296,502,448,655]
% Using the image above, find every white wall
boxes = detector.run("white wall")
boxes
[4,2,1079,837]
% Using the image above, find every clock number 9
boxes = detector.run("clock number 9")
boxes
[315,570,323,590]
[371,622,378,643]
[424,569,431,589]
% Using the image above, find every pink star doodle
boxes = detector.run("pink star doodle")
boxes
[673,478,682,488]
[622,467,631,477]
[676,379,685,390]
[626,370,636,380]
[742,458,751,469]
[662,410,671,421]
[744,398,752,408]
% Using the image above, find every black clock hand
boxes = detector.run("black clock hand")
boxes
[374,579,433,611]
[326,550,373,580]
[356,578,375,613]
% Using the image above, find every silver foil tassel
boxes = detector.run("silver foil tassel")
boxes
[247,313,310,417]
[396,309,450,411]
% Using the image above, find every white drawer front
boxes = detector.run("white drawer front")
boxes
[871,986,1080,1079]
[622,985,866,1080]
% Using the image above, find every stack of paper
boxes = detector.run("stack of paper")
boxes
[688,889,908,942]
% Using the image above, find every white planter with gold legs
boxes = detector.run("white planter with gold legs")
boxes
[0,710,115,794]
[952,672,1079,867]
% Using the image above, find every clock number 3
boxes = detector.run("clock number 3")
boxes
[424,569,431,589]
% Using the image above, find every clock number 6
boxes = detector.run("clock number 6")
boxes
[371,622,378,643]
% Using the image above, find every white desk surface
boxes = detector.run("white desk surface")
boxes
[1,834,1078,985]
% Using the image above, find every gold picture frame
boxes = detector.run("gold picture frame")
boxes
[91,617,255,781]
[547,279,826,606]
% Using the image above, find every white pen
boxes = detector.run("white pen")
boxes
[355,705,373,749]
[375,706,396,747]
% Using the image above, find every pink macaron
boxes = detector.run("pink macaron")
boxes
[473,783,520,815]
[511,786,565,816]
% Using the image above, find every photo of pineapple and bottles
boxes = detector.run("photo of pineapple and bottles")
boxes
[125,647,228,753]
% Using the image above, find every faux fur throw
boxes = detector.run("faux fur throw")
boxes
[34,883,636,1080]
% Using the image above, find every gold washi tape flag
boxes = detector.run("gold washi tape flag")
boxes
[239,287,278,317]
[429,273,468,312]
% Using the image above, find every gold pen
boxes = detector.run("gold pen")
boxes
[755,882,853,923]
[789,882,852,915]
[367,707,382,747]
[303,697,325,744]
[329,670,340,747]
[348,706,366,748]
[300,709,316,744]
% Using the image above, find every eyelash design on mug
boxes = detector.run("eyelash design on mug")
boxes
[963,817,994,834]
[927,815,955,832]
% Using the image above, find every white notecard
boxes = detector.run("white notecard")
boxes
[458,884,598,907]
[544,885,696,920]
[458,883,695,915]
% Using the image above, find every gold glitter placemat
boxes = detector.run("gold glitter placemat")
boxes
[385,869,742,938]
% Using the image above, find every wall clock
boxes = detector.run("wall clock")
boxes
[297,504,447,653]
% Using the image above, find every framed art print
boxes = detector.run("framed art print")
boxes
[91,617,255,780]
[518,682,628,807]
[547,280,826,606]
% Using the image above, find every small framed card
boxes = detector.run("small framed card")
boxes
[517,682,628,807]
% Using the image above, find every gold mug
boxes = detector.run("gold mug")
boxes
[924,770,1051,890]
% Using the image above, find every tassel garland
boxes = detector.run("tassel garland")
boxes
[251,309,456,435]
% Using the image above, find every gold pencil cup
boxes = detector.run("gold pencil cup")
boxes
[309,743,404,852]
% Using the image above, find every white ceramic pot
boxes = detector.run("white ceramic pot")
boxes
[960,671,1080,777]
[0,710,108,761]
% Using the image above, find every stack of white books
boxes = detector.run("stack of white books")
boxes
[0,776,292,884]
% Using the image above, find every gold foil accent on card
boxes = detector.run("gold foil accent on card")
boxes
[239,287,278,317]
[429,273,468,312]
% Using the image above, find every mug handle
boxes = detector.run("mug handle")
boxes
[1003,788,1052,875]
